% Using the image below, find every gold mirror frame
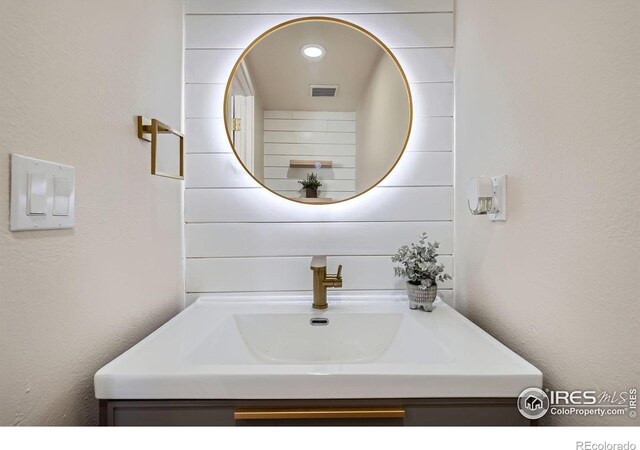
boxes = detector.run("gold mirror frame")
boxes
[223,16,413,205]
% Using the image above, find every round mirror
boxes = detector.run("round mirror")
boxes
[224,17,412,205]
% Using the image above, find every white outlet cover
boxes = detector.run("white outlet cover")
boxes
[488,174,507,222]
[10,154,76,231]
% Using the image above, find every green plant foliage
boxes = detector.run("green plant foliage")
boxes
[298,172,322,189]
[391,233,452,289]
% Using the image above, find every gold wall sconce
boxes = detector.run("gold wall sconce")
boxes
[137,116,184,180]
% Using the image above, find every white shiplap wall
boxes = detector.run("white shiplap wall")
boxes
[184,0,455,306]
[264,111,357,201]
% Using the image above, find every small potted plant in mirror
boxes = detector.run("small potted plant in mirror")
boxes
[391,233,452,312]
[298,172,322,198]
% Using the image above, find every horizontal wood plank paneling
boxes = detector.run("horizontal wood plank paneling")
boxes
[264,144,355,157]
[184,4,455,304]
[279,191,354,201]
[264,119,356,133]
[265,119,332,132]
[405,117,453,152]
[186,0,454,14]
[263,131,356,145]
[186,14,296,49]
[186,255,453,292]
[328,121,356,133]
[266,178,355,192]
[188,153,453,189]
[265,155,355,167]
[185,119,229,153]
[379,152,453,186]
[185,289,454,307]
[185,187,453,223]
[264,111,356,121]
[186,222,453,257]
[185,118,454,154]
[410,83,454,117]
[185,48,453,84]
[264,167,354,180]
[185,49,242,84]
[185,84,225,118]
[393,48,454,82]
[186,154,256,188]
[263,111,356,199]
[186,83,453,119]
[186,14,453,49]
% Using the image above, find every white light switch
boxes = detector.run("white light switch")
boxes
[27,172,47,215]
[53,177,72,216]
[10,154,75,231]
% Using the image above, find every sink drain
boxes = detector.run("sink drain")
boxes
[310,317,329,326]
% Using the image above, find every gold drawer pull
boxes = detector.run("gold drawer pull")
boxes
[234,407,405,420]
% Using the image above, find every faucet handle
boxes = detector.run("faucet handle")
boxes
[310,255,327,269]
[336,264,342,279]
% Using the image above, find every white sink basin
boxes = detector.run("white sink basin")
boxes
[94,292,542,400]
[235,313,402,364]
[188,309,452,366]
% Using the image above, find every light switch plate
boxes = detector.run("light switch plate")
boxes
[53,177,72,216]
[27,172,48,215]
[10,154,75,231]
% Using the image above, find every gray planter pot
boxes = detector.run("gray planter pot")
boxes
[406,281,438,312]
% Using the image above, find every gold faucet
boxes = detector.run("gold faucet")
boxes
[310,256,343,309]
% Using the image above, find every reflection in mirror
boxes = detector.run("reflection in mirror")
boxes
[225,18,411,204]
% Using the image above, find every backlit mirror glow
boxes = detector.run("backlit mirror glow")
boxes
[224,17,412,205]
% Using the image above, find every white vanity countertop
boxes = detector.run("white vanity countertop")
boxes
[94,293,542,399]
